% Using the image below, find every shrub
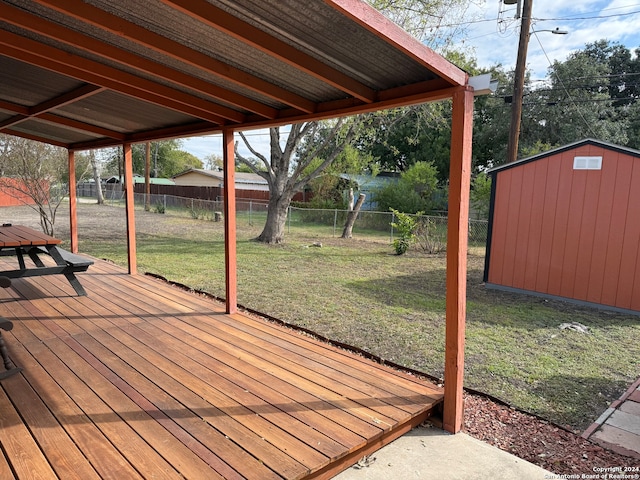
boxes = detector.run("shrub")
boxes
[415,217,447,253]
[374,181,426,214]
[154,201,165,214]
[390,208,420,255]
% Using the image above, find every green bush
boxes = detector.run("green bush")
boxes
[154,201,165,214]
[390,208,420,255]
[374,181,427,214]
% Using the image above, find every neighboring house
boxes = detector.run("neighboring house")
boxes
[105,174,175,185]
[484,138,640,314]
[172,169,269,191]
[338,172,399,210]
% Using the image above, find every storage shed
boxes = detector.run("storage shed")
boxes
[484,139,640,314]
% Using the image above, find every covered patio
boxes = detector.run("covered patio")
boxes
[1,0,476,476]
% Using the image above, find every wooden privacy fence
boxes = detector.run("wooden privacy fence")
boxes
[76,182,307,204]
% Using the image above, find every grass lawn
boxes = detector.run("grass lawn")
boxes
[17,201,639,432]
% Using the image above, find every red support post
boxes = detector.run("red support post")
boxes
[68,149,78,253]
[223,128,238,314]
[123,143,137,275]
[443,86,474,433]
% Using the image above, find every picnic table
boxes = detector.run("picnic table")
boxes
[0,224,93,296]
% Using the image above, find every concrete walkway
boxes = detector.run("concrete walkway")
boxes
[582,376,640,459]
[333,427,552,480]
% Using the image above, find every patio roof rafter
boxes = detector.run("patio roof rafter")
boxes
[325,0,468,86]
[30,0,317,114]
[162,0,378,103]
[0,2,274,121]
[0,84,105,130]
[0,32,231,127]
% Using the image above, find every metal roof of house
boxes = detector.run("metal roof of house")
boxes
[0,0,468,151]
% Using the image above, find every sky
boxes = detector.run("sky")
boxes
[182,0,640,162]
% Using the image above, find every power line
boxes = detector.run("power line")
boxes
[534,9,640,22]
[427,3,640,29]
[532,29,599,138]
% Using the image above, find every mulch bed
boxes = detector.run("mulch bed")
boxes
[463,393,637,474]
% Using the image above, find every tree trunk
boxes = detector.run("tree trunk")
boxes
[144,142,151,211]
[341,193,365,239]
[89,151,104,205]
[257,194,291,244]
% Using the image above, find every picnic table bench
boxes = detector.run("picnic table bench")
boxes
[0,224,93,296]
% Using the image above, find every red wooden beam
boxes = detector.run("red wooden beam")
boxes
[68,150,78,254]
[223,129,238,314]
[443,86,474,433]
[123,143,137,275]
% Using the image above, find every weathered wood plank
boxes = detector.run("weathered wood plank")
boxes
[0,386,58,479]
[1,372,101,479]
[0,449,16,480]
[8,341,143,480]
[23,338,184,480]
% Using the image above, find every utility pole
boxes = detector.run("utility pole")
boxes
[506,0,533,164]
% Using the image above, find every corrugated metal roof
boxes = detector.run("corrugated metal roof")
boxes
[0,0,469,150]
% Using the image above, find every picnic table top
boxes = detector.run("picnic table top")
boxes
[0,225,61,248]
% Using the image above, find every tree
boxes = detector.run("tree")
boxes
[472,66,512,169]
[203,153,223,171]
[0,135,67,236]
[237,0,480,243]
[87,150,105,205]
[341,191,366,239]
[103,139,203,178]
[237,119,362,243]
[358,105,452,181]
[469,172,491,219]
[373,160,441,214]
[527,40,630,148]
[367,0,477,54]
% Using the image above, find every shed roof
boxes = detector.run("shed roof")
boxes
[488,138,640,174]
[0,0,468,151]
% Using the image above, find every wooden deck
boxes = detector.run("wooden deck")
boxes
[0,257,444,479]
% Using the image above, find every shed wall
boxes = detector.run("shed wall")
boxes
[487,144,640,311]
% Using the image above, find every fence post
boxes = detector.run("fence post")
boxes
[163,194,167,212]
[390,211,395,243]
[333,209,338,237]
[249,200,252,226]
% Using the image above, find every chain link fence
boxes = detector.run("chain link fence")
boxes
[77,189,488,247]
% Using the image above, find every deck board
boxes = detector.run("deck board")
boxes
[0,257,443,479]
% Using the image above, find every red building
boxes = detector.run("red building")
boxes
[484,139,640,314]
[0,178,37,206]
